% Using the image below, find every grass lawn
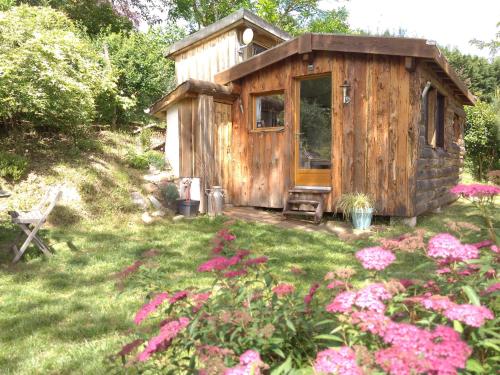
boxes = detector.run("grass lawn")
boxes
[0,200,496,374]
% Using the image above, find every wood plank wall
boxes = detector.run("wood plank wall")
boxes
[412,63,465,215]
[175,30,241,85]
[226,52,416,216]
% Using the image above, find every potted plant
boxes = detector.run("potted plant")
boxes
[177,178,200,217]
[335,193,375,230]
[162,183,180,212]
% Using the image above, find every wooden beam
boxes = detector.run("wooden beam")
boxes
[404,56,416,72]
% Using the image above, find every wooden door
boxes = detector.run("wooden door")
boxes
[294,74,333,186]
[214,102,233,202]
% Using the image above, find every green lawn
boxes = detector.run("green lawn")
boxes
[0,199,495,374]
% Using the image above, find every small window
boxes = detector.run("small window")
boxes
[251,43,267,57]
[253,92,285,130]
[435,93,445,148]
[425,88,446,149]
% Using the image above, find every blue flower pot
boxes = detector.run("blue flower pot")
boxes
[351,208,374,230]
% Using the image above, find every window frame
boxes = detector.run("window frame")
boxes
[424,87,447,149]
[250,90,286,132]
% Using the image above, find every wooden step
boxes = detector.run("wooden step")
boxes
[288,199,320,205]
[288,186,331,194]
[283,210,316,217]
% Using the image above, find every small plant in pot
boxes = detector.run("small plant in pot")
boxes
[336,192,375,230]
[177,178,200,217]
[161,183,179,212]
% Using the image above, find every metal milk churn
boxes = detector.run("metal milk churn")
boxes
[206,186,224,217]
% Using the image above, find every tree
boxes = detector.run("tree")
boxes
[464,101,499,180]
[96,26,184,125]
[443,48,500,103]
[307,7,349,34]
[0,5,115,130]
[16,0,133,35]
[471,22,500,58]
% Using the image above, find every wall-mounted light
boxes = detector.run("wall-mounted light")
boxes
[238,28,254,56]
[340,80,351,104]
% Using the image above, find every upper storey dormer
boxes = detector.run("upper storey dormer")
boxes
[166,9,290,84]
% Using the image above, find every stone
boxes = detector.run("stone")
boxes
[142,183,157,193]
[148,195,165,210]
[390,216,417,228]
[151,210,166,217]
[173,215,184,222]
[131,192,148,210]
[141,212,153,224]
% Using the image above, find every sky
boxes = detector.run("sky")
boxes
[320,0,499,57]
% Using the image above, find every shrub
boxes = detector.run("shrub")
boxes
[335,192,374,219]
[162,183,179,203]
[139,128,153,150]
[145,150,165,170]
[125,150,149,170]
[0,151,28,180]
[464,101,499,180]
[112,191,499,373]
[0,5,115,130]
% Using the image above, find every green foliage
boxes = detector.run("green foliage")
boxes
[16,0,133,36]
[95,27,182,125]
[0,5,115,130]
[307,7,349,34]
[471,21,500,58]
[464,101,499,180]
[139,128,153,150]
[443,48,500,102]
[126,150,149,170]
[162,183,180,202]
[145,150,165,170]
[0,0,14,11]
[0,151,27,180]
[335,192,375,219]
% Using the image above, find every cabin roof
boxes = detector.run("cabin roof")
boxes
[149,79,239,117]
[165,9,291,57]
[214,33,475,105]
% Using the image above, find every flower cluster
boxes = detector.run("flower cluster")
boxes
[327,283,393,314]
[427,233,479,262]
[272,283,295,297]
[224,350,268,375]
[450,183,500,198]
[212,229,237,254]
[415,294,494,327]
[137,317,190,361]
[134,292,169,325]
[355,247,396,271]
[304,283,320,305]
[313,347,363,375]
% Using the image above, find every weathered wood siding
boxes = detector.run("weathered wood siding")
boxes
[226,52,416,216]
[175,30,242,85]
[412,63,465,215]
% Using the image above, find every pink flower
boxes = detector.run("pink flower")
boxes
[427,233,479,262]
[443,304,494,327]
[355,247,396,271]
[471,240,493,249]
[212,245,224,254]
[354,283,392,313]
[272,283,295,297]
[169,290,188,304]
[313,347,362,375]
[326,291,357,313]
[224,269,248,278]
[197,256,240,272]
[398,279,415,288]
[304,283,320,305]
[491,245,499,254]
[419,295,454,311]
[224,350,267,375]
[351,310,391,336]
[235,249,251,258]
[244,256,268,266]
[137,317,189,361]
[450,183,500,198]
[134,292,169,325]
[482,283,500,295]
[327,280,346,289]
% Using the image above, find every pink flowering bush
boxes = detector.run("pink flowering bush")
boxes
[112,197,499,373]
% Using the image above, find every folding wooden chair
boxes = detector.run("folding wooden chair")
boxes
[9,187,62,263]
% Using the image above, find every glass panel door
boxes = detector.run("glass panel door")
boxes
[295,75,332,186]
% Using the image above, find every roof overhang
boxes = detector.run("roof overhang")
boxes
[149,79,240,118]
[214,33,475,105]
[166,9,291,58]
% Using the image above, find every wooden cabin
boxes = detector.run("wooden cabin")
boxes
[150,9,475,222]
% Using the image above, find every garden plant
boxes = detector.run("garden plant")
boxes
[112,185,499,374]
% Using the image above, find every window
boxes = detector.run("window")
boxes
[435,93,445,148]
[251,43,267,57]
[425,88,446,149]
[253,92,285,130]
